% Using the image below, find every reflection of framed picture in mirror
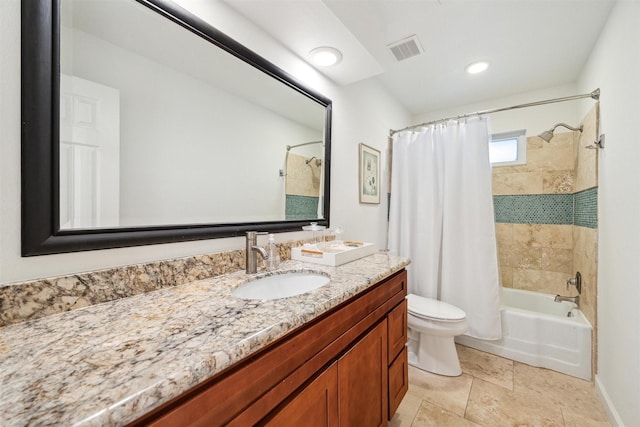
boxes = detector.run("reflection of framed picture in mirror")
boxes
[359,143,380,204]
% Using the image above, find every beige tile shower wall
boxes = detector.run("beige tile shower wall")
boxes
[492,132,577,196]
[573,104,599,377]
[574,104,599,192]
[574,225,598,378]
[573,226,597,326]
[493,106,598,378]
[497,223,574,294]
[493,132,578,294]
[285,153,322,197]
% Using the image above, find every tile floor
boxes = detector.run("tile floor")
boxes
[390,345,611,427]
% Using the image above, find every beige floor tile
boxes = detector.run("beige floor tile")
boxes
[466,377,565,427]
[411,400,481,427]
[389,391,423,427]
[514,362,609,422]
[408,365,473,417]
[407,345,613,427]
[457,344,514,390]
[562,408,613,427]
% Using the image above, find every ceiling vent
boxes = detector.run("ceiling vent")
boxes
[387,35,424,62]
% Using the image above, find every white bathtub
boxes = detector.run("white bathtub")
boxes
[455,287,592,380]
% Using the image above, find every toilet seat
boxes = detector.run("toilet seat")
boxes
[406,294,467,376]
[407,294,466,322]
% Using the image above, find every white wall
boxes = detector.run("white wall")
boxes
[330,78,409,249]
[411,83,580,137]
[0,0,410,284]
[577,2,640,425]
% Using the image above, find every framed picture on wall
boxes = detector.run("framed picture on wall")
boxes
[359,143,381,204]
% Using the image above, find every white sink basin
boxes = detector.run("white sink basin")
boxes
[233,272,330,300]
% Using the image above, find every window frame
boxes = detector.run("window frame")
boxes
[489,129,527,167]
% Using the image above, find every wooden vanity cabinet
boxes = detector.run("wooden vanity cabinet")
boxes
[131,269,407,427]
[264,320,388,427]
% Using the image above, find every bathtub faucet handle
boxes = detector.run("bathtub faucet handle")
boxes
[566,272,582,294]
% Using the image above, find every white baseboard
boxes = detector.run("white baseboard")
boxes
[595,374,626,427]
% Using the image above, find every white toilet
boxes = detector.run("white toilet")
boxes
[406,293,468,376]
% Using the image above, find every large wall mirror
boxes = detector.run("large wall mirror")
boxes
[22,0,332,255]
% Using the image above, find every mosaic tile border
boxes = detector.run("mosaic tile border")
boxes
[285,195,319,220]
[494,187,597,228]
[494,194,574,225]
[574,187,598,229]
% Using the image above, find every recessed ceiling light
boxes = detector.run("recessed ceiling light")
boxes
[309,47,343,67]
[465,61,489,74]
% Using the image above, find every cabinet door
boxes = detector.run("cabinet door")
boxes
[338,320,388,427]
[387,300,407,362]
[388,347,408,418]
[263,363,338,427]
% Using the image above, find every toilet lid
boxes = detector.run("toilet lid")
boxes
[407,294,466,321]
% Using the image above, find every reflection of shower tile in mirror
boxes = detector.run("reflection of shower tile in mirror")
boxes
[285,153,321,197]
[285,195,319,220]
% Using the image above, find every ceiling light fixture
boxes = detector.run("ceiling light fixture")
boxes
[465,61,489,74]
[309,47,343,67]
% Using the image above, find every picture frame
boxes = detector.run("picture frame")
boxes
[359,143,381,204]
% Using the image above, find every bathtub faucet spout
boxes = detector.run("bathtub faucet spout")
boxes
[554,295,580,307]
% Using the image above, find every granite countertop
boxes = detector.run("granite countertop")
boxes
[0,254,409,426]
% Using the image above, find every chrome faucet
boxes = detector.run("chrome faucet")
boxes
[246,231,269,274]
[554,295,580,306]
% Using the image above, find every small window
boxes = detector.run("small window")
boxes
[489,129,526,166]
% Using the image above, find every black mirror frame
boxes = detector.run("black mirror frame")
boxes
[21,0,332,256]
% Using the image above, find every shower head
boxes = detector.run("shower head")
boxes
[538,130,555,143]
[305,157,322,167]
[538,123,583,143]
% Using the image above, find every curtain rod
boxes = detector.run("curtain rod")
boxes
[389,88,600,136]
[286,140,323,151]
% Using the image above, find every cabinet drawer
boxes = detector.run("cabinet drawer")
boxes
[387,300,407,362]
[388,346,408,419]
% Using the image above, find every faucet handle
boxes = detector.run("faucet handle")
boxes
[566,272,582,294]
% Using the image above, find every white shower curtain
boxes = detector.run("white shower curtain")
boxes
[388,117,502,340]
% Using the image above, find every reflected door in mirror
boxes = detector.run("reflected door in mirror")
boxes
[59,74,120,229]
